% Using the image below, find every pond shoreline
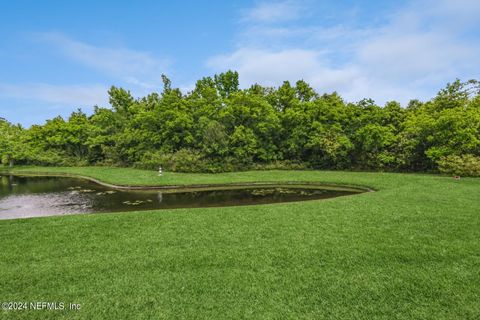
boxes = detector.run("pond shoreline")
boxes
[0,174,369,220]
[1,171,374,193]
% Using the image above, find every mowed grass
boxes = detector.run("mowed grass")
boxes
[1,167,479,319]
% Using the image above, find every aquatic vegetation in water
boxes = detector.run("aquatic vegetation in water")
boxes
[80,189,95,193]
[123,200,145,206]
[251,189,276,196]
[0,175,362,219]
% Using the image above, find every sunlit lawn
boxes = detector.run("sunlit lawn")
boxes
[1,167,479,319]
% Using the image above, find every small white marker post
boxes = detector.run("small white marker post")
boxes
[158,166,163,176]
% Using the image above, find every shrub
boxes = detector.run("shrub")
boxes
[136,149,207,173]
[22,150,73,166]
[252,160,307,171]
[437,154,480,177]
[135,151,168,171]
[166,149,207,172]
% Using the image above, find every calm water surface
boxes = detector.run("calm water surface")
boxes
[0,175,361,219]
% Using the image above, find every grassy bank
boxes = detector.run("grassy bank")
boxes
[1,167,479,319]
[0,165,444,188]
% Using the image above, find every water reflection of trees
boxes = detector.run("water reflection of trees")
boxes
[0,176,7,187]
[0,175,14,192]
[157,192,163,203]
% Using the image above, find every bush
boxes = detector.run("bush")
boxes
[252,160,307,171]
[165,149,207,172]
[198,157,238,173]
[137,150,256,173]
[437,154,480,177]
[135,151,168,171]
[22,150,74,167]
[136,149,208,173]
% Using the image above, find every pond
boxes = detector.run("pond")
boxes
[0,175,364,220]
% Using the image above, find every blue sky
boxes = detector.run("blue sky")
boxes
[1,0,479,126]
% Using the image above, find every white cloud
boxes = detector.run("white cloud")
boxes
[242,1,306,23]
[207,48,372,102]
[0,83,109,107]
[209,0,480,105]
[36,32,170,88]
[206,46,437,104]
[209,48,324,85]
[358,32,473,81]
[417,0,480,27]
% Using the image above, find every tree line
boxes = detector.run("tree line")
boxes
[1,71,480,175]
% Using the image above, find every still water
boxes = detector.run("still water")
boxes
[0,175,361,219]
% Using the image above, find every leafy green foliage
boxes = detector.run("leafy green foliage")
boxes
[437,154,480,176]
[1,75,479,175]
[0,119,24,166]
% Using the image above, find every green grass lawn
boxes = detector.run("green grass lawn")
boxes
[1,167,479,319]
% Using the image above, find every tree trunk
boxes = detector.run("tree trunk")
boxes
[9,158,13,167]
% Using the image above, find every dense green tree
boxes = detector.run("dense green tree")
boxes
[353,124,398,169]
[108,86,134,117]
[201,120,229,158]
[275,81,297,111]
[2,75,478,175]
[295,80,317,102]
[214,70,239,99]
[0,119,24,166]
[221,91,281,162]
[305,122,353,168]
[229,125,257,163]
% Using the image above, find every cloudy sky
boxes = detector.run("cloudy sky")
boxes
[1,0,479,126]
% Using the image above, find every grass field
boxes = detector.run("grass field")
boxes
[1,167,479,319]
